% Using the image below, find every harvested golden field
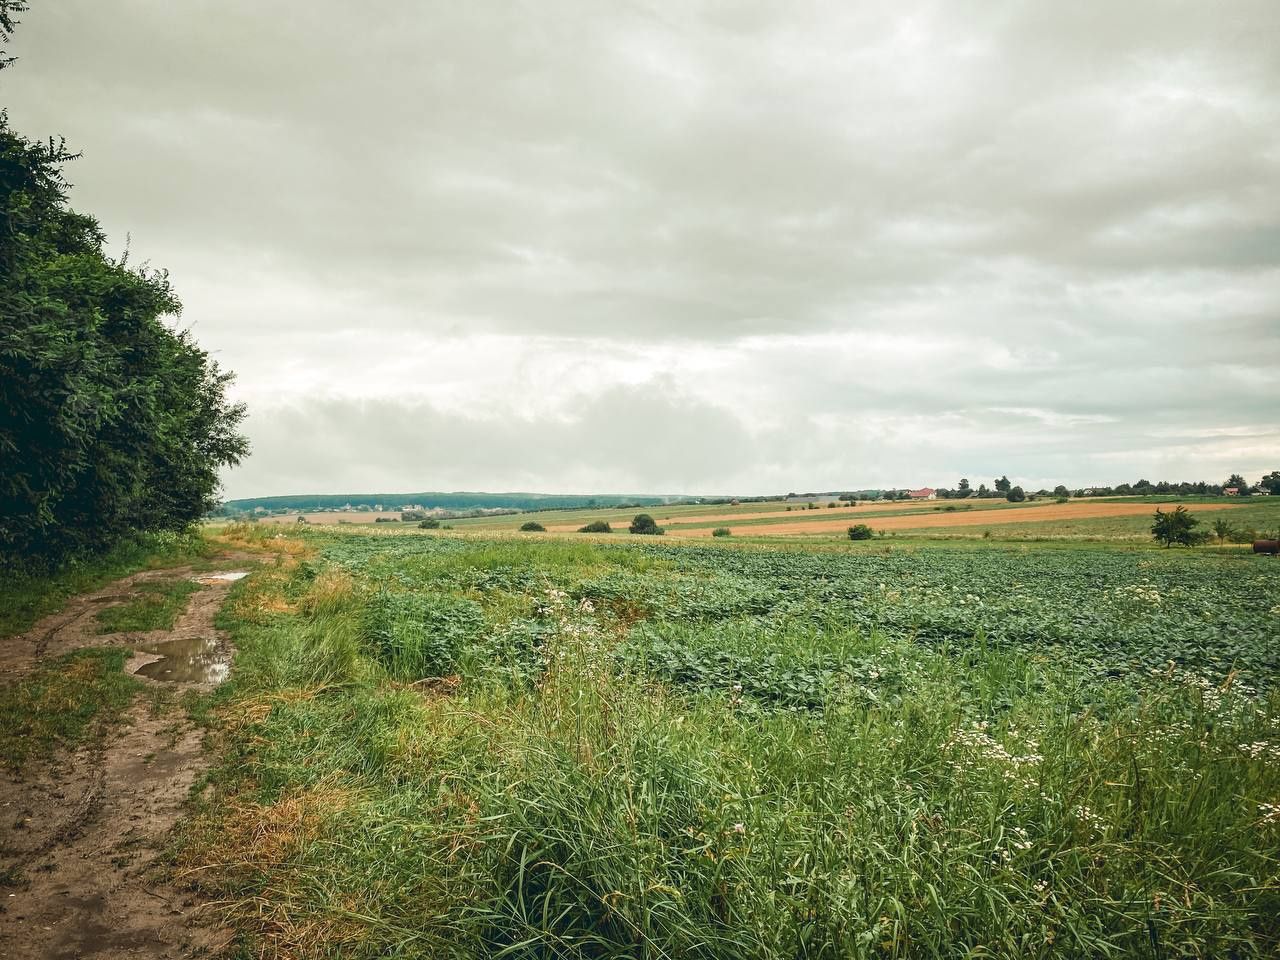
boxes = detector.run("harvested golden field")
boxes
[540,499,949,532]
[668,500,1245,537]
[260,512,405,525]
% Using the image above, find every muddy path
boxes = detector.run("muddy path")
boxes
[0,552,255,959]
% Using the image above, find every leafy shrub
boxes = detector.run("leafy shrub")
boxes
[629,514,664,535]
[1152,506,1200,547]
[712,527,731,537]
[362,590,485,680]
[847,524,874,541]
[418,517,441,529]
[578,520,612,533]
[1056,496,1069,504]
[519,520,546,532]
[0,112,246,571]
[1006,486,1026,503]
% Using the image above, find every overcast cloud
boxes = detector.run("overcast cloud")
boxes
[5,1,1277,497]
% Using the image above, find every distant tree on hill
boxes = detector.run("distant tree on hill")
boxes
[1152,506,1202,547]
[976,484,990,498]
[1261,471,1280,496]
[1006,486,1026,503]
[1052,485,1069,498]
[1225,473,1250,495]
[957,478,971,498]
[994,476,1012,494]
[629,514,664,535]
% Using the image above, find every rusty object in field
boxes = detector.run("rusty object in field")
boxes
[1253,540,1280,555]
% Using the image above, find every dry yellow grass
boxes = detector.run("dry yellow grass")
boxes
[668,500,1245,537]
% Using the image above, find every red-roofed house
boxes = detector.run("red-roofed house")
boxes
[908,488,937,500]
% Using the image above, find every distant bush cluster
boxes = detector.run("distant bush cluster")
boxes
[519,521,546,532]
[628,514,664,535]
[847,524,875,541]
[578,520,612,534]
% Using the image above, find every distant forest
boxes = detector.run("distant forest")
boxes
[217,492,689,515]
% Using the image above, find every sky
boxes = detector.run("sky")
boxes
[4,1,1278,498]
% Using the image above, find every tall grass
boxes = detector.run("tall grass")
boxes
[178,532,1280,959]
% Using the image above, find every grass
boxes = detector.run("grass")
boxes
[173,527,1280,959]
[0,647,140,770]
[95,577,201,633]
[0,528,213,639]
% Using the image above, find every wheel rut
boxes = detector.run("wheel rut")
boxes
[0,553,254,959]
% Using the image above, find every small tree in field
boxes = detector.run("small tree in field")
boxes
[578,520,612,533]
[629,514,664,535]
[1151,506,1200,547]
[1006,486,1026,503]
[847,524,874,541]
[519,520,545,532]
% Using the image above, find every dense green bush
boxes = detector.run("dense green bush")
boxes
[362,590,485,680]
[0,87,245,569]
[578,520,612,533]
[519,520,546,532]
[1152,506,1202,547]
[712,527,731,537]
[1006,486,1026,503]
[418,517,441,529]
[847,523,874,540]
[628,513,664,535]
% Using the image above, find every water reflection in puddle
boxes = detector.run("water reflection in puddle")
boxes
[133,637,230,684]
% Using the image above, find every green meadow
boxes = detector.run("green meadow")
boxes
[175,524,1280,958]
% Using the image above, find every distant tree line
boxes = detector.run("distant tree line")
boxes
[0,8,247,569]
[932,473,1278,501]
[217,491,682,517]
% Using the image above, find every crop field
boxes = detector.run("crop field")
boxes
[183,526,1280,958]
[290,496,1280,547]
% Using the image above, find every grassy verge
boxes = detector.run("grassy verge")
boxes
[0,648,141,770]
[0,529,214,639]
[96,578,202,633]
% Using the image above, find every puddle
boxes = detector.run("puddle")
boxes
[196,571,249,583]
[132,637,230,685]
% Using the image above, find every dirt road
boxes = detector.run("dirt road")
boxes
[0,557,252,959]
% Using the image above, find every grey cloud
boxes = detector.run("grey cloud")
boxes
[2,1,1276,496]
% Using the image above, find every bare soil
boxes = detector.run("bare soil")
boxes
[0,554,253,959]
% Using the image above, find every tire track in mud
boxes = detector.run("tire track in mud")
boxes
[0,554,253,959]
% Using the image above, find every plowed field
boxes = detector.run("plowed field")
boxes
[666,500,1244,537]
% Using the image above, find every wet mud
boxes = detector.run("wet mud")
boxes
[0,555,254,959]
